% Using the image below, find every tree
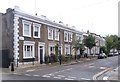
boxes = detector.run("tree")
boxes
[79,43,85,57]
[55,44,59,62]
[105,35,119,55]
[83,34,96,56]
[110,35,118,54]
[116,37,120,54]
[72,39,81,60]
[105,35,113,55]
[100,46,107,54]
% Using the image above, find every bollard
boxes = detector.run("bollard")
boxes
[11,62,14,72]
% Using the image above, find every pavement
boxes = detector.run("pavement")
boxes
[0,56,97,74]
[107,66,119,80]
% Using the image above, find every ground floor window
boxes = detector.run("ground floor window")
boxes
[23,41,35,58]
[65,45,70,55]
[49,46,55,55]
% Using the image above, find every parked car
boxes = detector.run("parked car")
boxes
[108,52,114,57]
[98,53,107,59]
[108,52,119,57]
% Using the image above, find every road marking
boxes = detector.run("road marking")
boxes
[103,76,109,80]
[68,76,76,79]
[88,66,95,68]
[25,74,31,76]
[42,75,51,78]
[26,69,35,72]
[93,68,112,80]
[33,75,40,77]
[88,63,94,66]
[100,67,106,69]
[53,76,62,79]
[57,75,65,77]
[50,68,73,75]
[66,68,73,70]
[81,78,91,80]
[65,78,74,80]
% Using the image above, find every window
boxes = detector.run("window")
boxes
[76,34,80,40]
[64,31,68,42]
[49,46,55,55]
[23,41,35,58]
[55,29,59,41]
[69,33,73,42]
[33,23,41,38]
[65,45,70,55]
[22,20,32,37]
[48,27,54,40]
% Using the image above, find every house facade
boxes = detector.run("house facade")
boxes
[1,6,106,67]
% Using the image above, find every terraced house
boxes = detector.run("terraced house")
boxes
[1,6,105,67]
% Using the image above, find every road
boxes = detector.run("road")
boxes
[2,55,119,80]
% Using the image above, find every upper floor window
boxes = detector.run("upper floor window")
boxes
[33,23,41,38]
[69,33,73,42]
[55,29,59,41]
[76,34,80,40]
[48,26,54,40]
[22,20,32,37]
[64,31,68,42]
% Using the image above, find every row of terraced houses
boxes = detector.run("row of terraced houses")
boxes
[0,6,105,67]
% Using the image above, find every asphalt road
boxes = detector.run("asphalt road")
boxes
[2,55,119,81]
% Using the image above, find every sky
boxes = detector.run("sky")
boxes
[0,0,119,37]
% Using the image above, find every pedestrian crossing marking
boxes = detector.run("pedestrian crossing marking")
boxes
[33,75,40,77]
[65,78,74,80]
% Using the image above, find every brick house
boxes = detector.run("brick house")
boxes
[1,6,105,67]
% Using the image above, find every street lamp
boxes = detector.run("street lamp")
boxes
[58,29,62,65]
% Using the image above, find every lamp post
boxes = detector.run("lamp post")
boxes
[58,29,62,65]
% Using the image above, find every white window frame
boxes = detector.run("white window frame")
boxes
[33,23,41,38]
[22,20,32,37]
[65,44,70,55]
[64,31,68,42]
[48,26,54,40]
[55,29,59,41]
[23,41,35,59]
[69,33,73,42]
[49,45,55,56]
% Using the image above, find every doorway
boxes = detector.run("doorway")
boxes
[38,45,45,64]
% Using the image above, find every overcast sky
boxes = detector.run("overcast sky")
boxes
[0,0,119,36]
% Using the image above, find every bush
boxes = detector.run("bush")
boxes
[44,55,50,64]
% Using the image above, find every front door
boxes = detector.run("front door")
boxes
[39,46,44,64]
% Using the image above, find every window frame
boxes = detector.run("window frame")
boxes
[65,44,70,55]
[33,23,41,38]
[55,29,59,41]
[64,31,68,42]
[23,41,35,59]
[69,33,73,42]
[48,26,54,40]
[22,20,32,37]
